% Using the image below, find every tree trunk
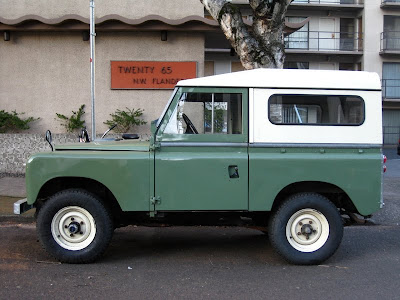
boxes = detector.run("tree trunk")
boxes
[201,0,293,69]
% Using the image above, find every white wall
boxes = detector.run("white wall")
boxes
[362,0,384,75]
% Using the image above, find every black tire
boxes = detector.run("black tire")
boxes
[37,189,114,263]
[268,193,343,265]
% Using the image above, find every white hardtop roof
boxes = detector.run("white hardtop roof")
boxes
[177,69,381,91]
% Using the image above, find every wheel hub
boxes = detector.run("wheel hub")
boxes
[300,223,316,240]
[68,221,81,234]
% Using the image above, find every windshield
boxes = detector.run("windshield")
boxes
[156,87,178,128]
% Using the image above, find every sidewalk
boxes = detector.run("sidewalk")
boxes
[0,176,35,223]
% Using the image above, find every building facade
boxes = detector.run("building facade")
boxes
[1,0,399,143]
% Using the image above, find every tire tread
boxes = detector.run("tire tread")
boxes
[37,188,114,264]
[268,192,343,265]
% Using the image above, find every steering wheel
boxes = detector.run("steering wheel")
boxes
[182,113,198,134]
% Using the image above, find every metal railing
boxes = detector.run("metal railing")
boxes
[292,0,363,4]
[284,31,363,52]
[382,79,400,99]
[381,0,400,4]
[381,31,400,52]
[383,126,400,145]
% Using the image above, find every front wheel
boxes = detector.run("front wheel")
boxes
[37,189,113,263]
[268,193,343,265]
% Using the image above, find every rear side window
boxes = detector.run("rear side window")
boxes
[269,94,365,125]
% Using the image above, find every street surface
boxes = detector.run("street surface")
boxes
[0,150,399,300]
[0,224,399,300]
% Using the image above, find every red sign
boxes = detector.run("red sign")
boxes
[111,61,197,89]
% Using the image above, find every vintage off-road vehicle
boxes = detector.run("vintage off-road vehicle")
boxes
[15,69,385,265]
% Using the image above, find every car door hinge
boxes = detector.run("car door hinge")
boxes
[150,196,161,205]
[150,142,160,151]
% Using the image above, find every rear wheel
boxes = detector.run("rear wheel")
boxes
[268,193,343,265]
[37,189,113,263]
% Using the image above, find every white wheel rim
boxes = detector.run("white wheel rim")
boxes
[285,208,329,253]
[51,206,96,251]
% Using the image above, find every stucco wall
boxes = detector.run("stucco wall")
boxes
[0,0,204,19]
[0,31,205,134]
[362,1,400,77]
[0,134,75,175]
[362,0,384,76]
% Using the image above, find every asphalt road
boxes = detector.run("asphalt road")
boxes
[373,150,400,225]
[0,152,399,300]
[0,223,399,300]
[383,147,399,161]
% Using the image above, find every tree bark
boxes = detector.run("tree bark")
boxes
[201,0,293,69]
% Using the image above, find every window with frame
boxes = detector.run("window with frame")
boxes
[383,16,400,51]
[382,62,400,99]
[163,92,243,134]
[284,17,309,50]
[269,94,364,125]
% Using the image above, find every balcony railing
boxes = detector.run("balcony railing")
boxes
[382,79,400,99]
[381,0,400,4]
[383,126,400,145]
[284,31,363,52]
[292,0,363,4]
[381,31,400,52]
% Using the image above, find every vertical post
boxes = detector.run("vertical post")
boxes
[90,0,96,140]
[211,93,214,134]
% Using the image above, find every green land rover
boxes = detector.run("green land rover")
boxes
[16,69,385,265]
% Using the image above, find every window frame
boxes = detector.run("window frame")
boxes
[156,87,248,143]
[267,93,366,126]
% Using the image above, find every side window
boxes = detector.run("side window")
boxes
[164,92,242,134]
[269,94,364,125]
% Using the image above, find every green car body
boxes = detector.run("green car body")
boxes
[26,142,382,216]
[22,69,385,264]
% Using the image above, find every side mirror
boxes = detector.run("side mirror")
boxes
[45,130,54,151]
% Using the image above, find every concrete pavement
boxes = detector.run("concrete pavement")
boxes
[0,176,26,198]
[0,176,35,222]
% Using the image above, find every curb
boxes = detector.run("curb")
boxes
[0,216,35,224]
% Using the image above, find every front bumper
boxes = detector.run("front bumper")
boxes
[14,198,33,215]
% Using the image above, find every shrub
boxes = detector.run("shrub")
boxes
[56,104,86,133]
[104,107,147,133]
[0,110,39,133]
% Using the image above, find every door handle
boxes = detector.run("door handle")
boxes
[228,165,239,179]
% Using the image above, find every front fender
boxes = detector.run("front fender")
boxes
[26,151,150,211]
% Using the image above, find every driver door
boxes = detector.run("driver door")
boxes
[153,87,248,211]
